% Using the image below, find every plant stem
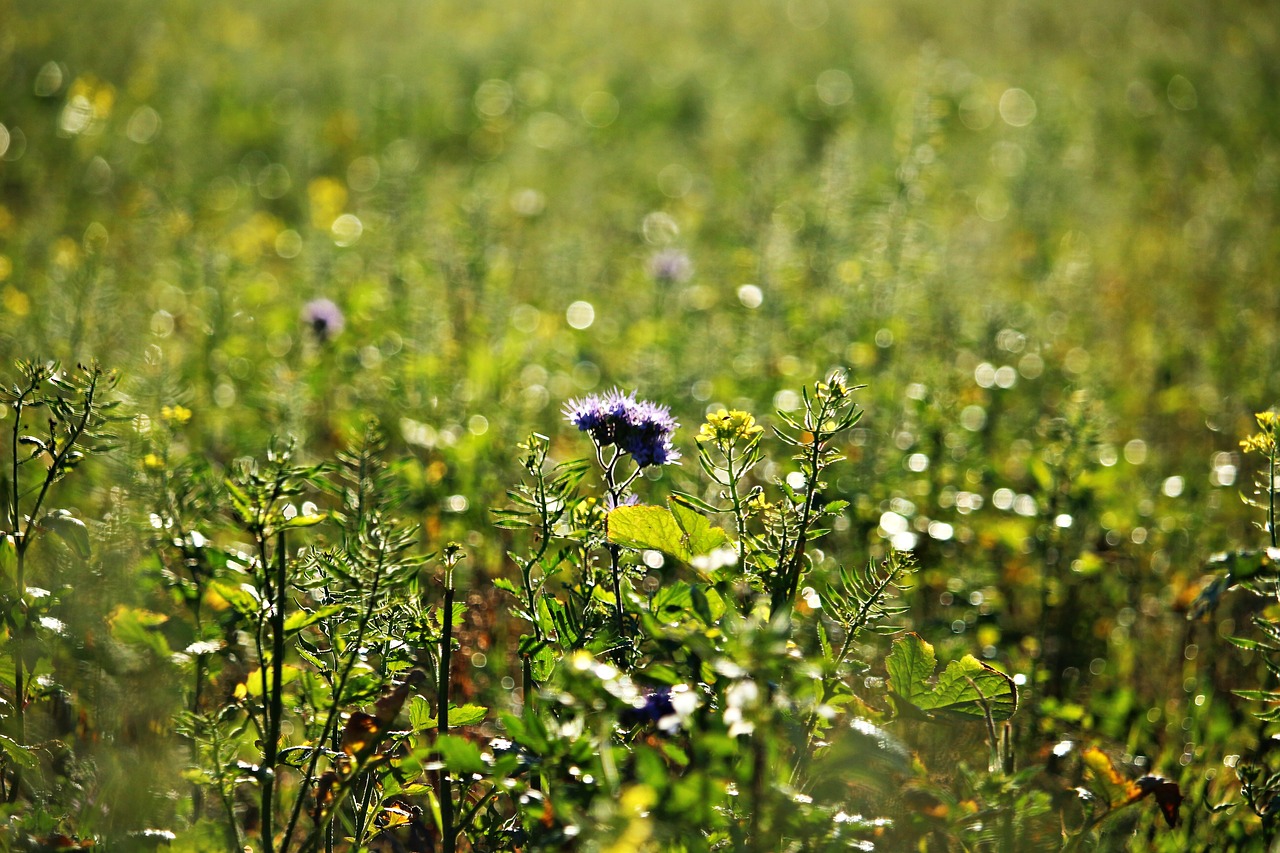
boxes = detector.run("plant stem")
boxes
[261,530,288,853]
[439,583,456,853]
[1269,445,1277,550]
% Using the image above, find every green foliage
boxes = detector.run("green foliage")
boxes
[0,0,1277,845]
[886,632,1018,721]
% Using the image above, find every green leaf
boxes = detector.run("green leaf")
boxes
[448,704,487,726]
[608,498,729,564]
[1233,689,1280,702]
[208,581,261,616]
[886,633,1018,722]
[238,664,302,698]
[435,734,485,775]
[277,512,329,531]
[668,495,731,557]
[609,505,690,560]
[493,578,521,596]
[282,603,345,634]
[40,510,90,558]
[108,604,171,657]
[885,632,937,708]
[0,734,37,769]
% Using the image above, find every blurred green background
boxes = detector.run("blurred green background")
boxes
[1,0,1278,841]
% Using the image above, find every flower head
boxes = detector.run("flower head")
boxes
[564,389,681,468]
[697,409,763,445]
[302,298,344,343]
[647,249,693,284]
[1241,411,1279,454]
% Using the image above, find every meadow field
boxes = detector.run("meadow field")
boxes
[1,0,1279,849]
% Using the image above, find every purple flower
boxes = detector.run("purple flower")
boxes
[621,688,676,727]
[647,249,693,284]
[563,389,681,468]
[302,298,344,343]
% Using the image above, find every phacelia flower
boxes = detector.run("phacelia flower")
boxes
[302,298,344,343]
[647,248,693,284]
[564,389,681,468]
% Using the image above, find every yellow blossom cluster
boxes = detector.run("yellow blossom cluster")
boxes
[697,409,763,445]
[1240,411,1278,454]
[161,405,193,425]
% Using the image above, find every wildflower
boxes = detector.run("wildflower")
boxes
[563,389,680,468]
[621,685,700,733]
[1241,411,1278,454]
[647,248,692,284]
[160,404,192,425]
[697,409,763,445]
[302,298,344,343]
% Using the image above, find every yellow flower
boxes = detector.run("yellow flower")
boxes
[161,405,193,425]
[697,409,763,445]
[1241,410,1278,454]
[143,453,164,470]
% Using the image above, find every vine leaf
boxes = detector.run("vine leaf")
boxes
[885,633,1017,721]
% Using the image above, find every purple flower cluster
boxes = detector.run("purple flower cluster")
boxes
[302,298,344,343]
[564,389,681,468]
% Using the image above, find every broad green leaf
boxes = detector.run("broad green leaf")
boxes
[668,496,731,557]
[608,499,729,564]
[108,604,171,657]
[609,505,690,561]
[435,734,485,774]
[885,632,937,708]
[237,664,302,698]
[886,633,1017,722]
[932,655,1019,721]
[447,704,487,727]
[207,581,261,616]
[40,510,90,558]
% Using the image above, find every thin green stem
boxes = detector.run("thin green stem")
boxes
[261,530,288,853]
[439,584,456,853]
[1269,445,1276,550]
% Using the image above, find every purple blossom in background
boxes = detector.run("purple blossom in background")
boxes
[302,298,344,343]
[621,688,676,727]
[647,248,692,284]
[563,388,680,468]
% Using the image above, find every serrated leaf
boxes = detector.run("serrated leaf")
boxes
[609,505,691,560]
[609,500,729,564]
[886,633,1017,722]
[448,704,487,727]
[932,655,1018,721]
[885,632,937,708]
[435,734,485,775]
[493,578,521,596]
[669,496,731,557]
